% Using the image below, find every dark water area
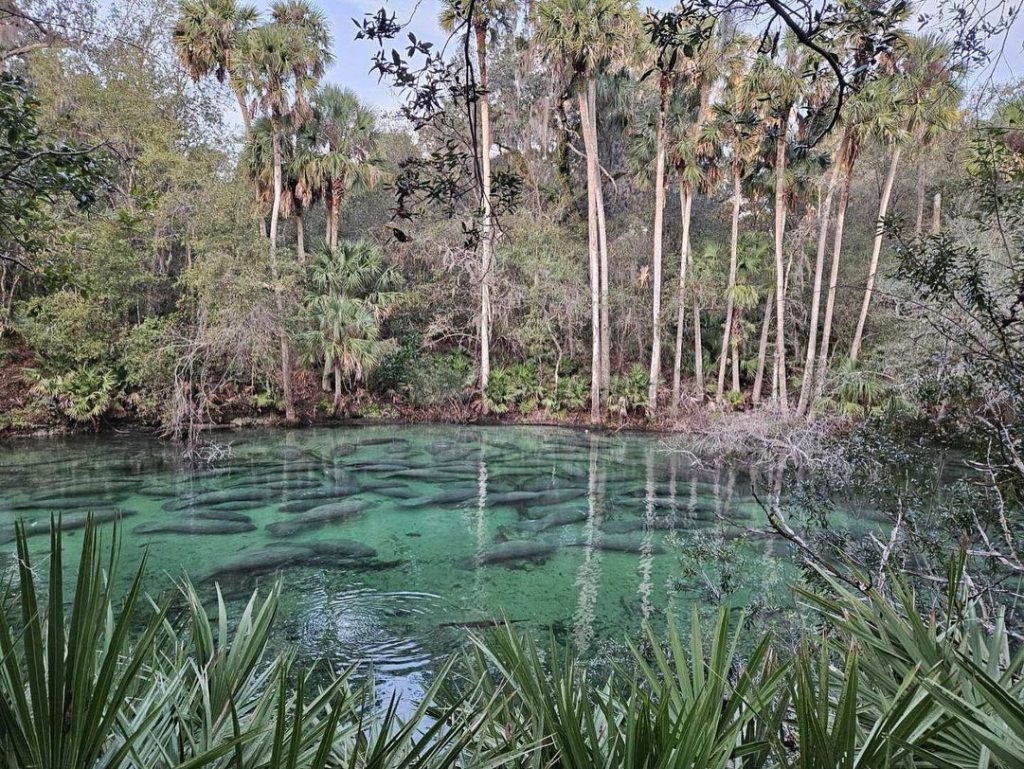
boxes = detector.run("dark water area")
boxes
[0,425,923,701]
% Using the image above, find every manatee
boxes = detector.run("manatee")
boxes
[332,444,355,457]
[31,481,138,500]
[459,540,558,568]
[278,499,333,514]
[134,520,257,536]
[530,488,588,507]
[190,510,254,524]
[278,446,322,461]
[570,535,665,555]
[401,488,477,508]
[266,501,369,538]
[162,489,275,511]
[354,437,409,448]
[522,509,588,532]
[485,491,543,507]
[9,495,126,511]
[370,485,420,500]
[261,479,323,491]
[290,540,378,560]
[0,509,136,543]
[203,545,313,580]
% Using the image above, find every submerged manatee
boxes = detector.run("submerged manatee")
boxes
[162,489,275,511]
[569,535,665,554]
[9,495,126,511]
[522,509,588,533]
[201,539,392,582]
[134,520,257,536]
[458,540,558,569]
[0,509,136,543]
[266,500,370,537]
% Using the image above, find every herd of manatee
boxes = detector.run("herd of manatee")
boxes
[0,429,784,584]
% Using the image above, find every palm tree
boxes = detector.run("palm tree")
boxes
[304,86,380,252]
[666,13,718,411]
[270,0,332,122]
[712,42,762,405]
[242,16,330,421]
[537,0,636,423]
[439,0,512,403]
[300,241,402,414]
[172,0,259,138]
[848,35,962,362]
[748,41,803,412]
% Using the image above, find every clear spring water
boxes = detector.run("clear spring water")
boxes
[0,425,890,700]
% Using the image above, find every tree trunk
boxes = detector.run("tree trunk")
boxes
[589,80,611,397]
[332,362,342,415]
[671,183,693,414]
[329,178,342,252]
[693,300,703,396]
[796,167,838,416]
[913,158,925,237]
[269,118,296,422]
[232,82,252,140]
[932,191,941,233]
[752,290,774,405]
[476,22,494,409]
[730,311,741,394]
[716,164,741,402]
[295,212,306,266]
[648,84,668,411]
[810,146,856,417]
[850,145,902,362]
[772,112,791,413]
[579,83,602,423]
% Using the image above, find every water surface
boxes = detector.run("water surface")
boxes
[0,425,885,698]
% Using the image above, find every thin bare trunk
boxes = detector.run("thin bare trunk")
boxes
[588,80,610,396]
[333,362,342,414]
[914,159,925,237]
[295,212,305,266]
[810,149,855,416]
[648,87,668,410]
[730,312,741,394]
[717,165,741,402]
[752,290,774,405]
[477,23,494,408]
[693,300,703,395]
[329,178,342,252]
[270,118,295,422]
[234,87,252,139]
[579,83,602,423]
[796,168,838,416]
[772,112,791,413]
[671,184,693,414]
[932,191,941,233]
[850,145,902,362]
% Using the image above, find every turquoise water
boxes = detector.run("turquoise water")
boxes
[0,425,880,698]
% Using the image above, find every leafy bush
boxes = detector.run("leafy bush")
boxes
[485,361,550,414]
[543,374,590,414]
[121,316,178,419]
[29,366,120,424]
[373,338,474,409]
[609,364,650,417]
[15,290,120,371]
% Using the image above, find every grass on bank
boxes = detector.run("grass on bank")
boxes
[1,518,1024,768]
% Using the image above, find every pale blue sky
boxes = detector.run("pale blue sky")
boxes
[253,0,1020,111]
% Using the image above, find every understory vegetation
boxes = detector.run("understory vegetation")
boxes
[6,518,1024,768]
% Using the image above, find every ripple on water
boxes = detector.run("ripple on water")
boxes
[295,585,441,678]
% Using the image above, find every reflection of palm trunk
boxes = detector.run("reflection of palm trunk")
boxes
[573,437,602,652]
[638,447,656,620]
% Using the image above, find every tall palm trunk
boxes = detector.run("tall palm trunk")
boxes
[692,299,703,394]
[752,289,774,405]
[295,211,306,265]
[671,183,693,414]
[796,167,838,416]
[772,111,792,412]
[476,22,494,407]
[234,89,252,138]
[810,139,856,417]
[329,178,342,252]
[579,81,602,423]
[716,164,741,402]
[850,145,902,362]
[913,159,925,237]
[648,81,668,410]
[269,117,296,421]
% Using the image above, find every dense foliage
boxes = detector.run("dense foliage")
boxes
[0,0,1017,444]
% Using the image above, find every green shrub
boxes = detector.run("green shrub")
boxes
[543,373,590,414]
[609,364,650,417]
[373,337,474,409]
[15,290,120,371]
[29,366,120,425]
[121,316,178,418]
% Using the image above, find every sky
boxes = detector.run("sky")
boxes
[252,0,1022,112]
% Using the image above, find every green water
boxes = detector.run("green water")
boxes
[0,425,882,699]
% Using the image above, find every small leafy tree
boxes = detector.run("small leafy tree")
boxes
[299,240,402,415]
